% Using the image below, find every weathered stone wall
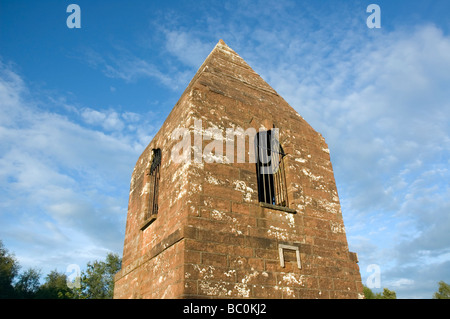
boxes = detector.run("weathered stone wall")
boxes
[114,81,199,298]
[114,40,363,299]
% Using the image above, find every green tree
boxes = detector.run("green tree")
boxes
[79,253,121,299]
[433,281,450,299]
[378,287,396,299]
[1,240,121,299]
[0,240,20,298]
[363,285,397,299]
[363,285,375,299]
[14,268,41,298]
[36,270,72,299]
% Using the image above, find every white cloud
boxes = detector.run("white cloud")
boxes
[78,46,192,90]
[387,278,415,289]
[122,111,140,123]
[164,30,213,68]
[81,108,125,131]
[81,108,108,125]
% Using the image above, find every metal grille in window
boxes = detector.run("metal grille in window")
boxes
[255,130,288,207]
[145,148,161,221]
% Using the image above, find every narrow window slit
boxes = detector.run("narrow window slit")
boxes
[255,130,288,208]
[141,148,161,230]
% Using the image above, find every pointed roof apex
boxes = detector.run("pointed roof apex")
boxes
[214,39,231,51]
[179,38,279,100]
[210,39,242,61]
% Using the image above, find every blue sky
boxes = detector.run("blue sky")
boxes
[1,0,449,298]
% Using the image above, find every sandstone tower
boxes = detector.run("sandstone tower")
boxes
[113,40,363,299]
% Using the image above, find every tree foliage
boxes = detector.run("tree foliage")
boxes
[363,285,375,299]
[5,238,448,300]
[433,281,450,299]
[0,239,121,299]
[0,240,20,298]
[363,285,397,299]
[14,268,41,299]
[379,287,397,299]
[36,270,72,299]
[77,253,121,299]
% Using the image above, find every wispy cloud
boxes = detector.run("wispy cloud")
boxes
[78,46,192,90]
[163,30,213,68]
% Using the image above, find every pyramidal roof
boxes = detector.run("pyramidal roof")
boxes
[181,39,280,101]
[169,39,309,133]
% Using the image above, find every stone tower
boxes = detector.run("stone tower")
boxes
[113,40,363,299]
